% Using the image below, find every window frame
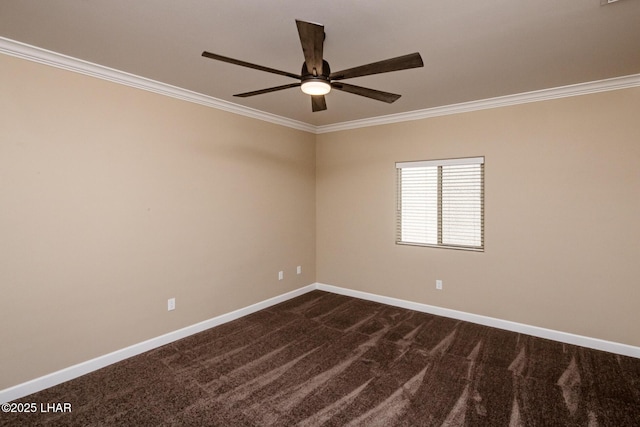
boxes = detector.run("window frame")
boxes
[396,156,485,252]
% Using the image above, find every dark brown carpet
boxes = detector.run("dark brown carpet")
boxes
[2,290,640,426]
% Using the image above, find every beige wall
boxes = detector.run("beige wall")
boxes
[0,54,316,389]
[316,87,640,347]
[2,50,639,391]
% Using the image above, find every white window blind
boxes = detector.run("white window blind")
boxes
[396,157,484,251]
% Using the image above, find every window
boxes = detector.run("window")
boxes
[396,156,484,251]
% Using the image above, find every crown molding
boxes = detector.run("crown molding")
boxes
[2,36,639,135]
[0,37,316,133]
[316,73,640,133]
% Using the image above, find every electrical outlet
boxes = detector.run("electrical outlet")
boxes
[436,280,443,290]
[168,298,176,311]
[278,271,284,280]
[297,266,302,275]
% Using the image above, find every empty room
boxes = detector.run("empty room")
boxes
[1,1,639,425]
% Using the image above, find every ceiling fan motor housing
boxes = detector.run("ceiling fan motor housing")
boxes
[300,60,331,95]
[301,60,331,82]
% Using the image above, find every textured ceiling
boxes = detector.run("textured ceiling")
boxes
[2,0,640,127]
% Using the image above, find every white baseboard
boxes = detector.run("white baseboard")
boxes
[316,283,640,359]
[0,284,316,404]
[3,281,638,403]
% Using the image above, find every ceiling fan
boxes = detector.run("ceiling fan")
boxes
[202,20,424,112]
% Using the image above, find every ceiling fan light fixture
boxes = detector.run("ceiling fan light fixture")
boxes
[202,21,423,112]
[301,79,331,96]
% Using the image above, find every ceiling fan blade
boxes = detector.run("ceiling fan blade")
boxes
[330,52,423,81]
[331,82,401,103]
[311,95,327,112]
[234,83,301,97]
[202,51,301,80]
[296,20,324,76]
